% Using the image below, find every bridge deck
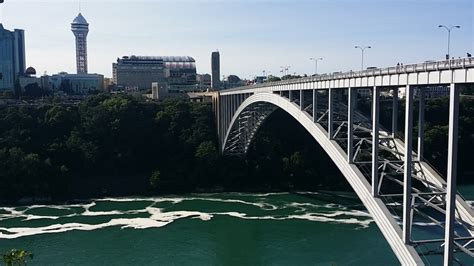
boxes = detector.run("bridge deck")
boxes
[221,57,474,95]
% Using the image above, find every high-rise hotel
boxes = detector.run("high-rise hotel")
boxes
[0,24,25,91]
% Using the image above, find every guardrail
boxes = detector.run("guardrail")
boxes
[223,57,474,92]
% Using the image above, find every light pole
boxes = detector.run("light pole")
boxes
[309,57,323,75]
[438,25,461,59]
[280,66,290,76]
[355,45,371,71]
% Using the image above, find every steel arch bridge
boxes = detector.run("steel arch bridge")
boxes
[212,58,474,265]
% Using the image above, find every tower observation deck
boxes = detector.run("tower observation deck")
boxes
[71,13,89,74]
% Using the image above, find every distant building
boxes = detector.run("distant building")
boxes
[49,72,104,95]
[151,82,169,100]
[253,76,266,84]
[197,73,211,89]
[397,86,449,99]
[224,75,244,89]
[71,13,89,74]
[211,51,220,90]
[113,55,196,91]
[19,67,41,90]
[103,77,113,91]
[0,24,25,91]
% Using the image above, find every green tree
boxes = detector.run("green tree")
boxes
[266,76,281,82]
[2,249,33,266]
[150,170,161,189]
[195,141,217,162]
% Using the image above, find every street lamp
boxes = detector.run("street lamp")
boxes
[309,57,323,75]
[280,66,290,76]
[438,25,461,59]
[355,45,371,71]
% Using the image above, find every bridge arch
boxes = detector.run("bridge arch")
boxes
[222,92,423,264]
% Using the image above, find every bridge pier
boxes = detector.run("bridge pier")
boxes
[418,88,425,161]
[403,84,414,244]
[392,88,398,137]
[444,83,460,266]
[312,89,318,122]
[347,87,355,163]
[372,86,380,197]
[300,90,304,110]
[328,88,334,139]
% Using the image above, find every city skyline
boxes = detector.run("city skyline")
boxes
[0,0,472,78]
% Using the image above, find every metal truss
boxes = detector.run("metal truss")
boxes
[223,102,277,154]
[328,97,473,264]
[217,86,473,265]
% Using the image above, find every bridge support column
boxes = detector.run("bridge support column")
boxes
[444,83,460,266]
[403,85,414,244]
[328,88,334,139]
[392,88,398,137]
[417,87,425,161]
[348,87,355,163]
[223,96,227,140]
[372,86,380,197]
[312,89,317,122]
[289,90,293,102]
[300,90,304,110]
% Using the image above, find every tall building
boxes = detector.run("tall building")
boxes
[71,13,89,74]
[211,51,220,90]
[0,24,25,91]
[113,55,197,91]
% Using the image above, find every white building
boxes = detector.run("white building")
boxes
[49,72,104,94]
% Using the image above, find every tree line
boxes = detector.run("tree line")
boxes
[0,94,472,203]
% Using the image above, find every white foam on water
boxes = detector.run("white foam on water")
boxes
[95,196,279,211]
[0,196,375,239]
[212,211,372,228]
[97,197,184,204]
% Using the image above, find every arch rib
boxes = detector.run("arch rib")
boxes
[222,92,423,265]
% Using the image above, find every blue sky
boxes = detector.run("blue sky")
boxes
[0,0,472,78]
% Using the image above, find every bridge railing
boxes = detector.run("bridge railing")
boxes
[222,57,474,93]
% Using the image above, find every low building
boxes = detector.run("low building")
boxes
[49,72,104,94]
[151,82,169,100]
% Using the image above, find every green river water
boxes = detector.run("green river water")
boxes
[0,187,473,265]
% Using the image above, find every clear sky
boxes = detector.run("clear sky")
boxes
[0,0,472,78]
